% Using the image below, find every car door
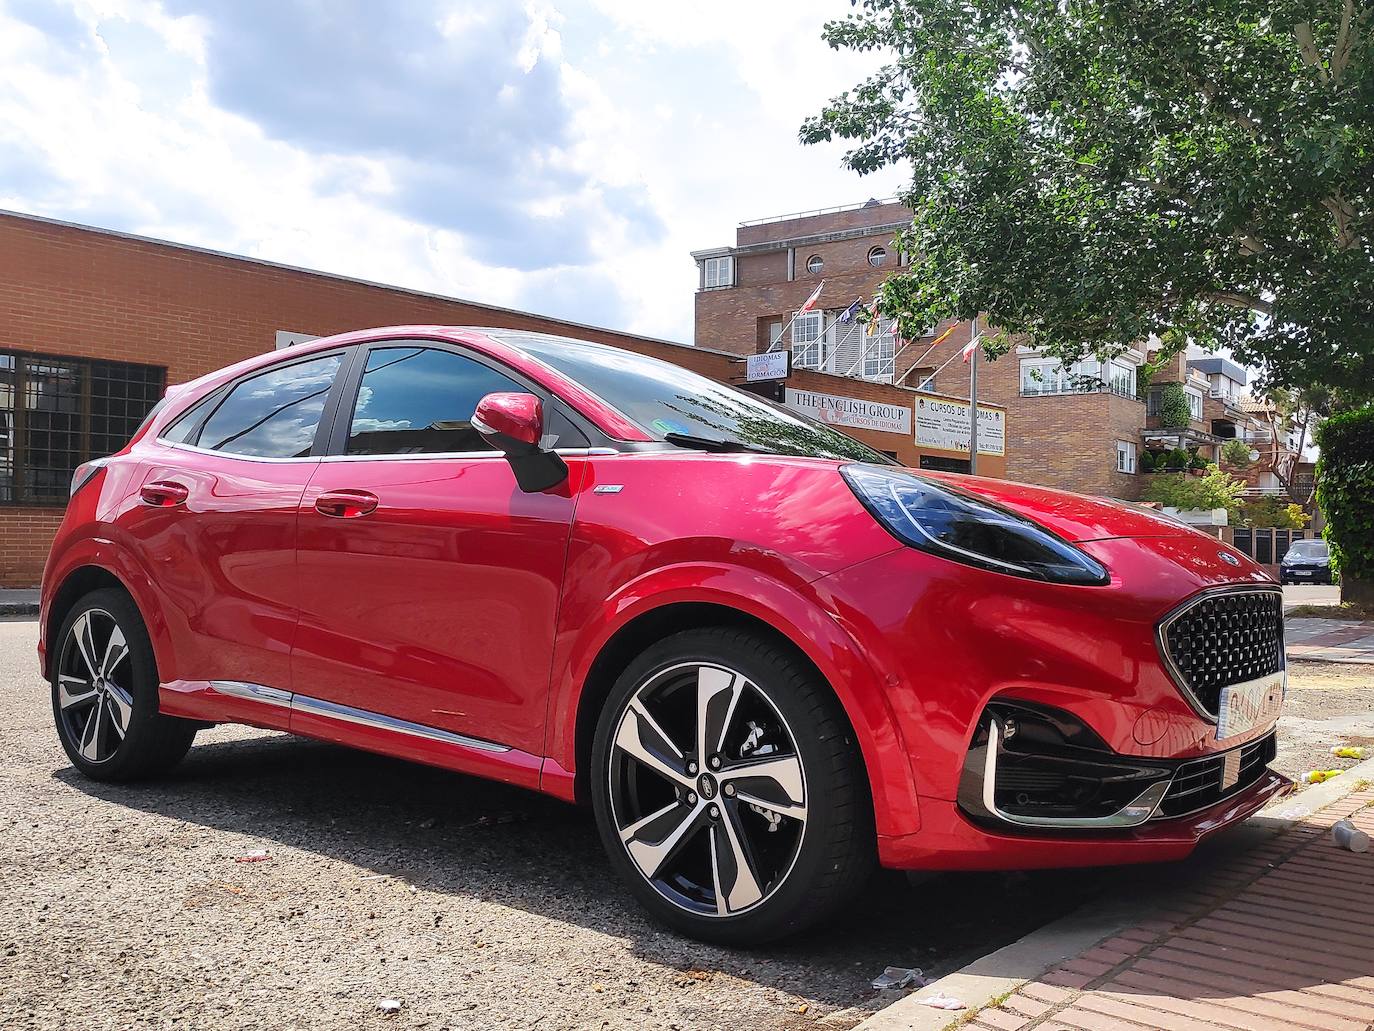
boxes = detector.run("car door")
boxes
[290,341,586,758]
[127,348,350,693]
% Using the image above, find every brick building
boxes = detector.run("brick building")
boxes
[0,209,1004,586]
[691,200,1301,504]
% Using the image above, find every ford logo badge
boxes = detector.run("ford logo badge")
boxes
[1219,551,1241,566]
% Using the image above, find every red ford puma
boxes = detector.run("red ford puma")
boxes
[40,326,1291,943]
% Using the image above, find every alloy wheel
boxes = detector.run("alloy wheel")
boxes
[56,609,134,765]
[607,661,808,918]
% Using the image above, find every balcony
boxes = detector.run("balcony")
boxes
[1020,382,1142,400]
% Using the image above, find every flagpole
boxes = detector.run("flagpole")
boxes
[969,315,980,475]
[895,323,963,385]
[765,279,826,353]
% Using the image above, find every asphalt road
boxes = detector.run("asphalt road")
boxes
[2,616,1368,1030]
[0,618,1110,1031]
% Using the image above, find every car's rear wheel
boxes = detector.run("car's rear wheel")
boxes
[51,589,197,781]
[591,626,873,944]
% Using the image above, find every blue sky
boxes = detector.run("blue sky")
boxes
[0,1,905,342]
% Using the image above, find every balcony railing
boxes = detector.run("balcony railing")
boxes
[1021,382,1142,400]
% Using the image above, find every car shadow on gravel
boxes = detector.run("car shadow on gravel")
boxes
[54,730,1115,1010]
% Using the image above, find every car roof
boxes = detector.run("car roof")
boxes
[157,326,656,443]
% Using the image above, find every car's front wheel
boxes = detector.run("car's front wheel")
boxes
[51,588,197,781]
[591,627,873,944]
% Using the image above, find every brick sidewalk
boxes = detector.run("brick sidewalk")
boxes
[962,790,1374,1031]
[1286,617,1374,664]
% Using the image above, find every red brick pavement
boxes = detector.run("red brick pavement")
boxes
[961,790,1374,1030]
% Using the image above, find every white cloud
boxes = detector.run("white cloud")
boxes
[0,0,905,343]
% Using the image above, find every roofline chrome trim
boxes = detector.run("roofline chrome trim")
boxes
[290,694,510,753]
[1154,584,1285,723]
[980,720,1169,829]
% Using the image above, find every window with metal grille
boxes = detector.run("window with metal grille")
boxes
[0,350,165,505]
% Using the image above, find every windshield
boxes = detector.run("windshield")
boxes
[499,332,896,464]
[1286,540,1328,559]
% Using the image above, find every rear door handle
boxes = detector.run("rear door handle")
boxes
[140,480,189,507]
[314,489,379,519]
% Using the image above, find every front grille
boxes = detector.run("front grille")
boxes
[1160,589,1284,715]
[1153,733,1277,819]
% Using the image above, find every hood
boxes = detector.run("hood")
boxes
[923,472,1199,543]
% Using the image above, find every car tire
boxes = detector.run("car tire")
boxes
[51,588,197,782]
[590,626,874,944]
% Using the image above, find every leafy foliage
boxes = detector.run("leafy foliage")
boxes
[1315,405,1374,598]
[803,1,1374,399]
[1156,384,1192,428]
[1142,464,1246,520]
[1240,496,1311,527]
[1221,438,1254,466]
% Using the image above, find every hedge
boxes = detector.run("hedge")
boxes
[1315,406,1374,601]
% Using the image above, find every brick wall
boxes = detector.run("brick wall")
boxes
[0,211,1004,586]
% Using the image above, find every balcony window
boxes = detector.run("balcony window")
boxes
[1,350,164,505]
[1187,389,1203,421]
[702,256,734,289]
[1108,362,1135,397]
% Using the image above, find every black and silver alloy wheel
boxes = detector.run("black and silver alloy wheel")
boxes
[51,588,198,782]
[592,627,872,944]
[55,608,134,765]
[609,661,808,917]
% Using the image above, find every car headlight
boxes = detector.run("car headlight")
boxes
[841,464,1110,586]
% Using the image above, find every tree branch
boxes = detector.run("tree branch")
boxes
[1294,22,1330,81]
[1205,291,1274,316]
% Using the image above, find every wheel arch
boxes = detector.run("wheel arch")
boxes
[44,566,134,677]
[551,574,922,840]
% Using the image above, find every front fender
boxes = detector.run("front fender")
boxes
[541,562,922,839]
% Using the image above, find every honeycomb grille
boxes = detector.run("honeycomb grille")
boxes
[1161,590,1284,715]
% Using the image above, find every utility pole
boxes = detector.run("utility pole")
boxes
[968,315,979,475]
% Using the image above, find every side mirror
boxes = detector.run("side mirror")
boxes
[472,392,568,493]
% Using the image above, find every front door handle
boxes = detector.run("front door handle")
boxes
[140,480,189,507]
[314,489,379,519]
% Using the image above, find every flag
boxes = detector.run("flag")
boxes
[799,280,825,313]
[961,336,980,363]
[837,299,862,324]
[928,322,958,349]
[865,297,882,336]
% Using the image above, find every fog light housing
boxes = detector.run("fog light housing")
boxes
[958,702,1173,829]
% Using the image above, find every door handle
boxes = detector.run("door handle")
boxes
[314,489,379,519]
[140,480,189,507]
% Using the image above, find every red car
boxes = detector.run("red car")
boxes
[40,326,1291,943]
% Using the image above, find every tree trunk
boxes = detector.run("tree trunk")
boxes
[1341,576,1374,607]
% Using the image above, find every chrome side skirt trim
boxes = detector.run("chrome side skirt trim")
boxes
[210,680,293,708]
[981,720,1169,829]
[290,695,510,753]
[203,681,509,754]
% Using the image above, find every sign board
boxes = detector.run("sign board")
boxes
[785,388,912,435]
[915,396,1005,456]
[745,350,790,382]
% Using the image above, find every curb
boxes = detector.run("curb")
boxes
[853,758,1374,1031]
[0,602,39,617]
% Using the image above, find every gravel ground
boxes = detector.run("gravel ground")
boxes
[1273,660,1374,786]
[0,619,1101,1031]
[4,615,1368,1031]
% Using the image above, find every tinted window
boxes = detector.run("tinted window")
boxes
[497,332,894,463]
[1287,539,1328,558]
[346,347,523,456]
[198,353,342,458]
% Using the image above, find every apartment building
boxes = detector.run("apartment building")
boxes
[692,200,1304,504]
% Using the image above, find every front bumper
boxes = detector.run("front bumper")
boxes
[879,766,1292,870]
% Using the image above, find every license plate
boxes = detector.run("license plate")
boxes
[1216,672,1285,740]
[1292,570,1312,577]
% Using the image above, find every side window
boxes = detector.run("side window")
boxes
[198,353,342,458]
[346,347,524,456]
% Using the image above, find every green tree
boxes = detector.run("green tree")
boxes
[1142,465,1246,521]
[1315,405,1374,604]
[1221,438,1253,467]
[803,1,1374,399]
